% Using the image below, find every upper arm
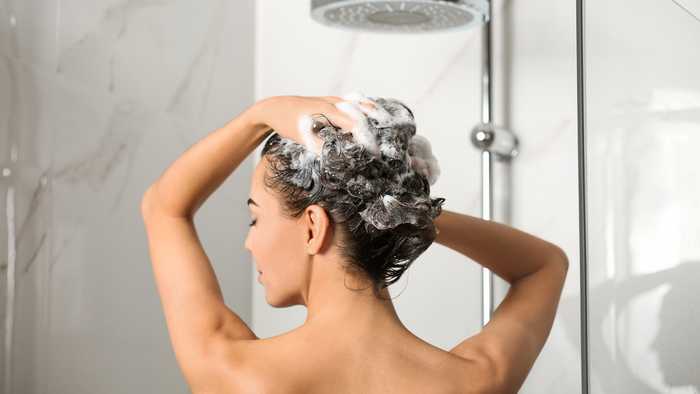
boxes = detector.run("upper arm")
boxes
[140,187,258,386]
[449,251,569,393]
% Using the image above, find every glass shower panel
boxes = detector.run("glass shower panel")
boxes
[585,0,700,393]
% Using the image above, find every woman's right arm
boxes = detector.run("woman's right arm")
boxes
[433,209,569,393]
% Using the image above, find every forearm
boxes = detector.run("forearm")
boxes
[434,209,567,284]
[145,103,272,218]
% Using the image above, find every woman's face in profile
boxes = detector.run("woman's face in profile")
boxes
[244,156,310,307]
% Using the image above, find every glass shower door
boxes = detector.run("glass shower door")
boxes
[584,0,700,392]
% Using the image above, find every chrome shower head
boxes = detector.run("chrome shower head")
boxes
[310,0,489,33]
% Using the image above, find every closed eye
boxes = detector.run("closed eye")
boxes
[248,219,257,227]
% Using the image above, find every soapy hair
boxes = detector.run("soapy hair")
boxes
[259,95,445,299]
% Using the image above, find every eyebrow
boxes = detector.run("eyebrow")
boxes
[247,197,258,207]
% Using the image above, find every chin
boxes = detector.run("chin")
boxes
[266,290,301,308]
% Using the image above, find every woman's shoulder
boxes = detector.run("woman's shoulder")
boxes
[209,329,497,394]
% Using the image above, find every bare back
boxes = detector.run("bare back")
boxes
[209,327,495,394]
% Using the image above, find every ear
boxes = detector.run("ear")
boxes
[302,205,332,255]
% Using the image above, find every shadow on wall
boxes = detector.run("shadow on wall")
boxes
[558,260,700,393]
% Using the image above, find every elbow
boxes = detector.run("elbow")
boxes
[140,185,157,218]
[140,184,169,221]
[140,184,193,222]
[548,246,570,273]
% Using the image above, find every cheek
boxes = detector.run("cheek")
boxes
[252,219,305,274]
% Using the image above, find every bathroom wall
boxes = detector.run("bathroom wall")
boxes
[584,0,700,392]
[0,1,256,393]
[252,1,582,393]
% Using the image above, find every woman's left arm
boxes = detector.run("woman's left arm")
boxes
[139,94,358,391]
[139,100,272,390]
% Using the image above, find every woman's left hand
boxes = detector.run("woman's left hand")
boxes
[251,95,375,154]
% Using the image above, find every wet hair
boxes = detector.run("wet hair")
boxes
[259,96,445,299]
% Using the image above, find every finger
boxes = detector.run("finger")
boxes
[315,102,355,131]
[321,96,343,103]
[309,113,335,133]
[307,111,353,138]
[326,112,355,132]
[327,95,376,110]
[333,101,367,131]
[321,95,378,117]
[358,101,377,111]
[320,97,375,132]
[297,114,324,155]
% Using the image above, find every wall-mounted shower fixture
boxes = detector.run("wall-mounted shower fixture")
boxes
[471,123,519,160]
[310,0,490,33]
[467,0,518,326]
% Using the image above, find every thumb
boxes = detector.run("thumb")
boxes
[297,114,326,155]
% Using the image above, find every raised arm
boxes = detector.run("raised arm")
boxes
[434,209,569,393]
[140,105,271,391]
[140,95,359,391]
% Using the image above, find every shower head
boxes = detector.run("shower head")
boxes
[310,0,490,33]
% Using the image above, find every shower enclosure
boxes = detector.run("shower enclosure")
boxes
[1,0,699,393]
[581,0,700,392]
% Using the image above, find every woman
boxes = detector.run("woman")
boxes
[140,94,569,393]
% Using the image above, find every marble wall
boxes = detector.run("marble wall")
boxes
[0,1,256,393]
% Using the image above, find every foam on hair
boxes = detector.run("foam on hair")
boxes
[260,92,446,297]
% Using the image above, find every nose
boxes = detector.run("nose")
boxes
[244,230,252,253]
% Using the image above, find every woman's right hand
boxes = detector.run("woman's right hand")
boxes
[253,95,376,154]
